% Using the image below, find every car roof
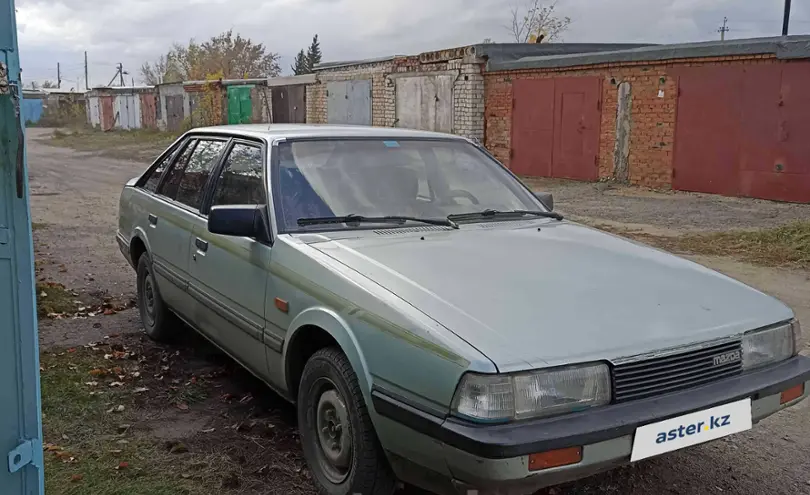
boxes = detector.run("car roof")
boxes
[186,124,470,142]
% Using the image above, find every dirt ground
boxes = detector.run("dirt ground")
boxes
[30,128,810,494]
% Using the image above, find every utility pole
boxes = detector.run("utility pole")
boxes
[783,0,792,35]
[718,16,730,40]
[118,63,124,86]
[57,62,61,88]
[84,51,89,90]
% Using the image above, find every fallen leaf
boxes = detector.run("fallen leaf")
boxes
[89,369,105,376]
[109,382,124,387]
[85,382,98,387]
[116,462,129,470]
[70,474,83,482]
[176,402,189,411]
[116,405,125,412]
[133,387,149,394]
[108,449,122,454]
[40,291,48,298]
[67,348,76,353]
[103,309,116,316]
[201,428,216,433]
[117,439,129,445]
[132,372,141,378]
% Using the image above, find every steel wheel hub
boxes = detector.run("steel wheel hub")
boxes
[314,385,351,483]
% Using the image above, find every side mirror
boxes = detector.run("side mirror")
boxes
[534,192,554,211]
[208,205,270,242]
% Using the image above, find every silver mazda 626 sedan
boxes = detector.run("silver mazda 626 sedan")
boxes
[117,124,810,495]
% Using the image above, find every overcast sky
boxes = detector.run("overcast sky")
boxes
[14,0,810,89]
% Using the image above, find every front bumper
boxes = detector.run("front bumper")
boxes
[373,355,810,495]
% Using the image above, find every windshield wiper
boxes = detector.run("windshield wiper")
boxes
[447,209,563,222]
[297,214,459,229]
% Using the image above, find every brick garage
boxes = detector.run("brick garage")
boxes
[484,36,810,202]
[306,43,647,142]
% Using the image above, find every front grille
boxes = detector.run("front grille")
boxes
[612,339,743,403]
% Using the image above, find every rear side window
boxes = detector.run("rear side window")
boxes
[142,146,179,193]
[174,140,227,210]
[159,140,197,199]
[211,143,265,207]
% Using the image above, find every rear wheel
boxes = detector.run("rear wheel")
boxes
[136,252,176,342]
[298,347,396,495]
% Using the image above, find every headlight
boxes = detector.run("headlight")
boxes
[742,320,801,370]
[451,363,611,423]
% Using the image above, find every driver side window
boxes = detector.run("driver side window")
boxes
[211,143,265,207]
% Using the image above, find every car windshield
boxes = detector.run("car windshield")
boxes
[272,138,542,232]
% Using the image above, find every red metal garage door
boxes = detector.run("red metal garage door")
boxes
[511,79,554,176]
[673,62,810,202]
[552,77,601,181]
[511,77,601,180]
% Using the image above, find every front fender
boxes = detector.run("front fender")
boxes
[283,306,372,399]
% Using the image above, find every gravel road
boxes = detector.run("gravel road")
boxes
[28,128,810,495]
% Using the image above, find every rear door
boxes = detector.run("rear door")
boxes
[148,137,228,322]
[187,140,276,380]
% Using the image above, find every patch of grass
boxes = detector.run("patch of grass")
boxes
[595,221,810,269]
[40,346,239,495]
[37,282,78,316]
[50,128,179,162]
[674,221,810,268]
[32,222,47,230]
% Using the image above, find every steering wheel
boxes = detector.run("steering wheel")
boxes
[446,189,480,205]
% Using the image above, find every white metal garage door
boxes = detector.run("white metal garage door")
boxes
[327,80,371,125]
[395,75,453,133]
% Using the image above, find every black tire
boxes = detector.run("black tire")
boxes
[298,347,396,495]
[136,252,176,342]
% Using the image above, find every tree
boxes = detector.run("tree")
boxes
[140,54,182,85]
[509,0,571,43]
[40,80,57,88]
[144,30,281,83]
[306,34,322,71]
[291,50,309,76]
[481,38,495,44]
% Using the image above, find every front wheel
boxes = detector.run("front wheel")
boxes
[298,347,396,495]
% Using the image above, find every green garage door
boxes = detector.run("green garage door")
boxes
[227,86,253,124]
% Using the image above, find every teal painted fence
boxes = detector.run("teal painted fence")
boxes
[1,0,45,493]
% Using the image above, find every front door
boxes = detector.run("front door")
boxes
[187,141,277,382]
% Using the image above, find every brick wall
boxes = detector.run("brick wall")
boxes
[306,47,486,141]
[484,54,779,189]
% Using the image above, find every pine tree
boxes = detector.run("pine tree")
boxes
[291,50,308,75]
[306,35,322,72]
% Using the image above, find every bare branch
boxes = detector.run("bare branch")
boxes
[507,0,570,43]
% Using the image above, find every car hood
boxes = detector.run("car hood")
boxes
[306,221,794,372]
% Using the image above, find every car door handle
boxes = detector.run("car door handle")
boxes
[148,214,158,226]
[195,238,208,252]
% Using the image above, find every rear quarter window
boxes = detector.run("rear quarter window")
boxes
[141,146,180,193]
